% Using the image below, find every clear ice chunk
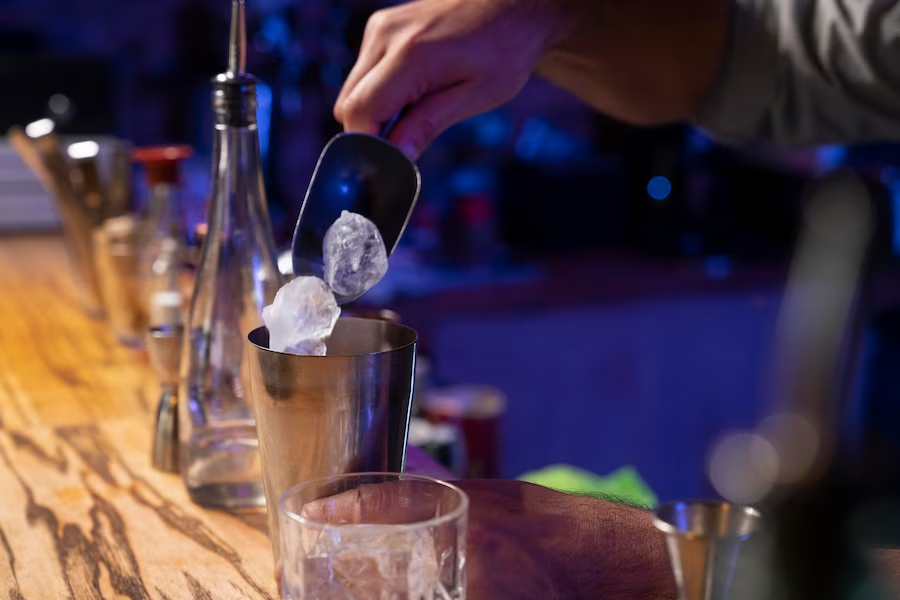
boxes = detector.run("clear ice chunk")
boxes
[297,526,439,599]
[262,276,340,355]
[323,210,389,299]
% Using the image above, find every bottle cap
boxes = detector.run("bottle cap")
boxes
[133,146,193,186]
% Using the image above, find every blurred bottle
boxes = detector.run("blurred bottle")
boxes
[133,146,193,328]
[93,215,144,346]
[404,200,441,264]
[408,417,466,476]
[423,385,507,479]
[457,193,497,269]
[441,165,500,268]
[178,35,283,508]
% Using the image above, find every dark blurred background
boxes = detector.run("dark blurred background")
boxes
[4,0,900,502]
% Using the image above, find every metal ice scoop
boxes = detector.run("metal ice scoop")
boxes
[290,116,421,304]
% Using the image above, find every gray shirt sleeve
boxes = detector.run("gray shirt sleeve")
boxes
[697,0,900,146]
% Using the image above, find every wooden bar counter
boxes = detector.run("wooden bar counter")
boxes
[0,234,448,600]
[5,233,900,599]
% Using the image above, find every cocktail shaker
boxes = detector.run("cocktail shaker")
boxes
[247,317,417,561]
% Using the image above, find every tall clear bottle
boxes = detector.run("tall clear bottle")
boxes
[179,0,283,508]
[133,145,193,328]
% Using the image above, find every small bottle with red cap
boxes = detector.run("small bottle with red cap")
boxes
[133,145,193,329]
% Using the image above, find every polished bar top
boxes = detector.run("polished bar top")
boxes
[0,233,447,599]
[4,234,900,599]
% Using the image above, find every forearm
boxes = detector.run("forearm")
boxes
[570,496,677,599]
[535,0,730,126]
[459,480,676,599]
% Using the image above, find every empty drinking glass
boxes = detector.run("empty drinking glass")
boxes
[278,473,468,600]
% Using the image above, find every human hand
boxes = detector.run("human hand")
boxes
[335,0,729,157]
[333,0,572,159]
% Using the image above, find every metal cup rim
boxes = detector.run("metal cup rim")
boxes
[248,317,417,358]
[652,500,762,541]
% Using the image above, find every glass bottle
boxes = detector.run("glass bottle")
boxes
[133,145,193,328]
[179,0,283,508]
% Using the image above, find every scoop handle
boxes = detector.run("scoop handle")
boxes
[380,108,407,138]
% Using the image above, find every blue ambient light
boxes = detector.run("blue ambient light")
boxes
[647,176,672,200]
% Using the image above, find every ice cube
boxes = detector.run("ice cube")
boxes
[262,276,340,355]
[303,526,439,598]
[323,211,388,299]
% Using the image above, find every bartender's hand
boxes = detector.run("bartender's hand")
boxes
[333,0,571,159]
[286,479,676,599]
[334,0,728,160]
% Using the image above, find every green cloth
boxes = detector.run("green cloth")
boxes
[518,464,658,509]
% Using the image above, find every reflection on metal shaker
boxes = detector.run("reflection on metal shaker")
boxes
[247,317,417,562]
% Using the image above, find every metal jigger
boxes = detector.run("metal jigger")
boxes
[654,501,762,600]
[146,325,183,473]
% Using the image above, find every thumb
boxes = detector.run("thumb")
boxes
[386,82,482,160]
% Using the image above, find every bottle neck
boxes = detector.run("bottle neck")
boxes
[207,123,274,246]
[146,184,180,233]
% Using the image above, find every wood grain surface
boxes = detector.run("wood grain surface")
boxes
[6,234,900,599]
[0,234,448,600]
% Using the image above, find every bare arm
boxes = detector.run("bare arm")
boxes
[458,480,676,599]
[535,0,730,127]
[334,0,731,157]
